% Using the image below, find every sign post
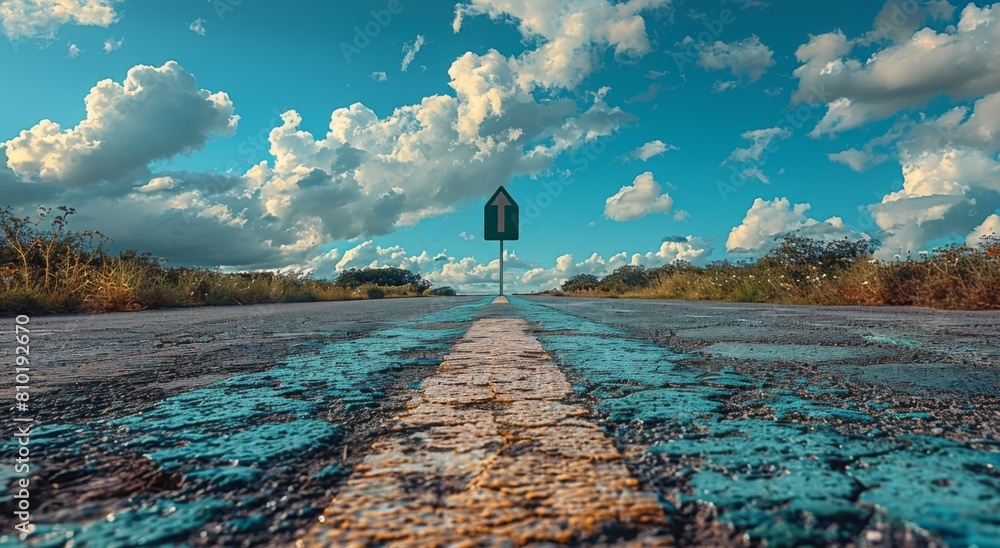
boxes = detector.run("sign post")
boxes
[484,186,519,296]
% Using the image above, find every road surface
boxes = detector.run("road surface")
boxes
[2,296,998,546]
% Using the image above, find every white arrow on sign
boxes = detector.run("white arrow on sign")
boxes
[490,192,512,233]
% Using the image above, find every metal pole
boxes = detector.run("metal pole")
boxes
[499,240,504,296]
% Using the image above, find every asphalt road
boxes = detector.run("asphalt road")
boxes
[2,296,998,546]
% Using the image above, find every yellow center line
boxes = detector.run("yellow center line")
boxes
[302,317,671,546]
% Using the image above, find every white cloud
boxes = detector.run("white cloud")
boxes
[673,209,690,221]
[0,0,119,40]
[3,61,239,185]
[828,148,889,172]
[2,2,664,271]
[428,248,531,288]
[371,71,388,81]
[727,197,864,253]
[604,172,674,221]
[625,139,677,161]
[967,214,1000,246]
[454,0,669,90]
[459,231,475,240]
[922,91,1000,154]
[333,240,433,274]
[102,35,122,52]
[857,81,1000,257]
[636,236,713,265]
[868,146,1000,256]
[726,127,790,164]
[860,0,956,45]
[521,251,632,291]
[712,80,738,93]
[694,35,775,83]
[137,176,177,193]
[188,17,205,36]
[67,42,80,57]
[401,34,425,72]
[795,3,1000,136]
[521,236,712,291]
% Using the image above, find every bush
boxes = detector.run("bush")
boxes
[430,286,457,296]
[365,286,386,299]
[599,265,648,293]
[562,274,599,292]
[335,267,426,288]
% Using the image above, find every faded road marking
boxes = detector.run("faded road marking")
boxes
[303,317,670,546]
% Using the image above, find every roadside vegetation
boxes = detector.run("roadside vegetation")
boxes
[557,235,1000,310]
[0,206,456,314]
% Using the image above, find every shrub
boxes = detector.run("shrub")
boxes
[430,286,457,296]
[335,266,426,288]
[562,274,600,292]
[365,286,386,299]
[599,265,649,293]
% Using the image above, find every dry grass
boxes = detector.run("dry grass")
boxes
[0,206,432,315]
[563,236,1000,310]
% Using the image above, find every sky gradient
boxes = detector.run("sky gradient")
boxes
[2,0,1000,293]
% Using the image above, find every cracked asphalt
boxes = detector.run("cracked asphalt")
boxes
[1,296,997,546]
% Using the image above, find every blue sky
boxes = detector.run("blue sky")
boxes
[2,0,1000,293]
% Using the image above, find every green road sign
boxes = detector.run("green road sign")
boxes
[484,186,519,241]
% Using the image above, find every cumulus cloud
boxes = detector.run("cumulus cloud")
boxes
[624,139,677,161]
[604,172,674,221]
[67,42,80,57]
[401,34,425,72]
[3,61,238,186]
[859,0,955,45]
[459,231,475,241]
[727,197,865,253]
[0,0,119,40]
[2,2,664,271]
[635,235,713,265]
[454,0,669,90]
[371,71,388,81]
[967,214,1000,246]
[868,146,1000,256]
[428,248,531,289]
[920,91,1000,154]
[694,35,775,83]
[332,240,433,274]
[794,3,1000,136]
[521,237,712,290]
[828,148,889,172]
[856,82,1000,257]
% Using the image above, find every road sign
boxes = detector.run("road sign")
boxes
[485,186,519,241]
